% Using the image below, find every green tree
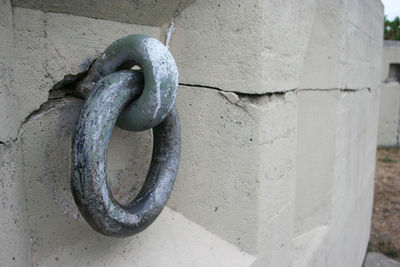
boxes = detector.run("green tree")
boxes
[384,16,400,40]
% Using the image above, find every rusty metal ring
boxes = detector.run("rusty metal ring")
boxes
[77,34,179,132]
[71,70,181,237]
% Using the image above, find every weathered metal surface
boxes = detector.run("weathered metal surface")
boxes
[71,69,181,236]
[77,34,179,132]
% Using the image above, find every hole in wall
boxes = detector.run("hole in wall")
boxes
[387,64,400,83]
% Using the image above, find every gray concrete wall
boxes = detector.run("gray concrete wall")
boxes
[0,0,384,266]
[378,41,400,147]
[294,1,383,266]
[0,1,30,266]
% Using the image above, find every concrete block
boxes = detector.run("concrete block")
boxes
[378,41,400,147]
[171,85,297,262]
[299,0,384,90]
[13,7,160,127]
[20,99,148,260]
[0,1,384,266]
[341,0,384,89]
[12,8,263,265]
[20,99,255,266]
[293,87,379,266]
[328,88,379,267]
[295,90,339,236]
[168,0,317,94]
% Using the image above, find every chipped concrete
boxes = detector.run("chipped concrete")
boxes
[12,7,160,132]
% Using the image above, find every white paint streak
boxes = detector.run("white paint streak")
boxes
[165,19,176,50]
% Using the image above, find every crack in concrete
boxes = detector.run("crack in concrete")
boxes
[22,97,80,126]
[19,82,373,129]
[21,70,87,128]
[12,76,373,146]
[0,71,89,147]
[0,133,20,148]
[179,82,222,91]
[179,82,297,96]
[298,87,372,93]
[179,83,372,95]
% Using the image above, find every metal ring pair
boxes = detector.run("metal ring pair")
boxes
[71,35,180,237]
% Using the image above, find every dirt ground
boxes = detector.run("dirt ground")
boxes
[369,148,400,260]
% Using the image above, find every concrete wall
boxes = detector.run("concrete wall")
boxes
[378,41,400,147]
[0,0,383,266]
[294,1,383,267]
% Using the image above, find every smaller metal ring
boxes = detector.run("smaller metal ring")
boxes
[71,70,181,236]
[77,34,179,132]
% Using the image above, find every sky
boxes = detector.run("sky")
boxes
[382,0,400,20]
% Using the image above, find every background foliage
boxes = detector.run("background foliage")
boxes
[385,16,400,40]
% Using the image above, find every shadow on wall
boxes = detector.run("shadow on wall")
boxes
[20,99,153,265]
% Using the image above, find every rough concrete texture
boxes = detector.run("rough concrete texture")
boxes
[329,88,379,267]
[299,0,383,90]
[0,1,30,266]
[378,41,400,147]
[0,0,385,266]
[293,0,383,265]
[11,0,195,26]
[292,226,329,267]
[8,7,261,265]
[294,87,380,267]
[19,99,254,266]
[33,204,254,267]
[364,252,400,267]
[0,142,29,266]
[12,7,160,131]
[167,0,317,94]
[0,0,19,143]
[170,86,297,264]
[295,90,338,236]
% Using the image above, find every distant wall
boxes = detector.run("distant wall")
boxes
[378,41,400,147]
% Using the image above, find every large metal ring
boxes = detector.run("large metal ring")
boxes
[71,70,181,236]
[77,34,179,132]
